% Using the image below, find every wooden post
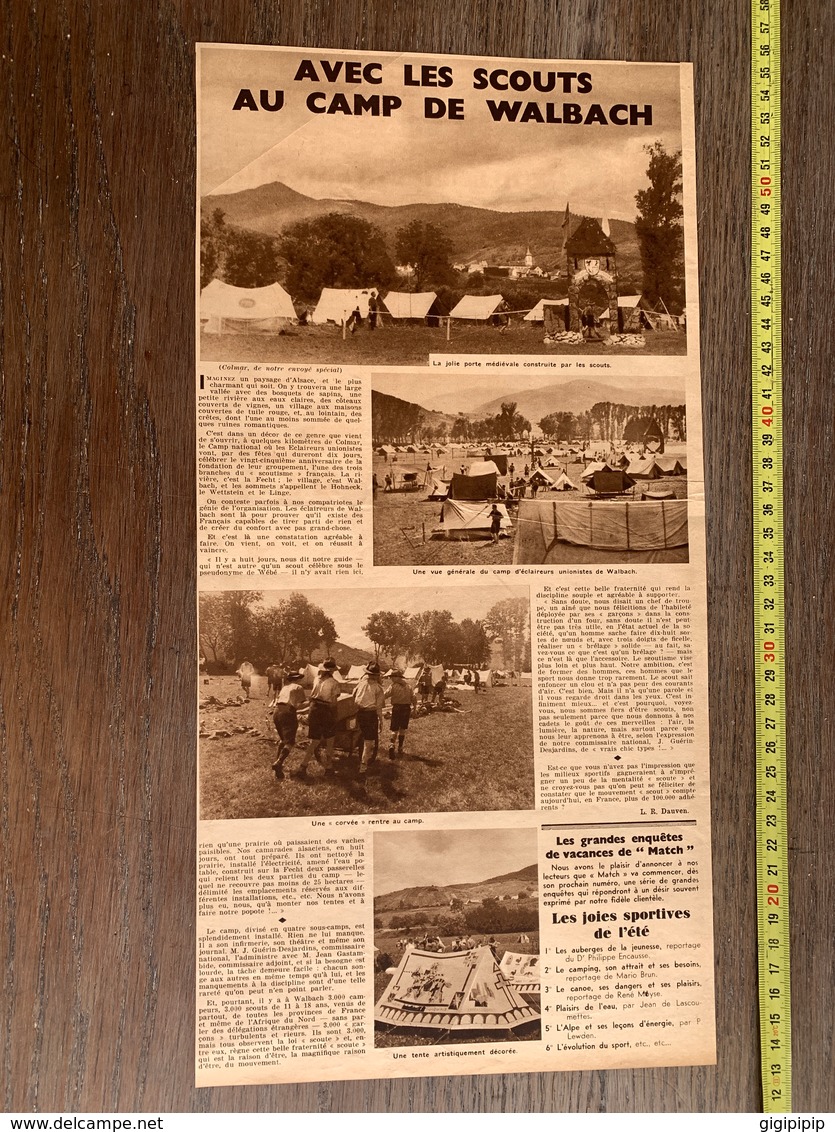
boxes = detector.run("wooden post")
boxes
[446,316,451,341]
[342,317,346,341]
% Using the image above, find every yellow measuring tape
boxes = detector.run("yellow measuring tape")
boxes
[751,0,790,1113]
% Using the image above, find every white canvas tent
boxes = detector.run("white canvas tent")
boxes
[551,471,577,491]
[374,946,540,1031]
[382,291,438,320]
[403,665,422,681]
[467,460,502,478]
[654,455,687,475]
[524,298,568,321]
[477,669,493,688]
[346,664,366,681]
[426,477,450,500]
[434,500,510,538]
[449,294,504,320]
[579,461,617,482]
[524,467,556,487]
[311,288,374,325]
[201,280,297,333]
[626,456,665,479]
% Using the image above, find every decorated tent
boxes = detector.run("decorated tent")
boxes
[434,499,510,538]
[311,288,374,325]
[382,291,439,320]
[449,294,505,320]
[499,952,541,996]
[201,280,297,333]
[374,946,540,1031]
[524,297,568,321]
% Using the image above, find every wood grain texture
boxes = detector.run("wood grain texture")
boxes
[1,0,831,1113]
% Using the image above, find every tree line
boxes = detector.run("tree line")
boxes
[201,143,685,312]
[199,592,531,673]
[539,402,686,443]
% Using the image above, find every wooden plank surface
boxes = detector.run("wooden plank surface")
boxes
[2,0,832,1113]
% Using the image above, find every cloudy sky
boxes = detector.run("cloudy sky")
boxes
[374,826,537,895]
[200,46,685,217]
[259,583,528,652]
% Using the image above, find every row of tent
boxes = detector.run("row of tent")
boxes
[582,455,686,481]
[201,280,676,332]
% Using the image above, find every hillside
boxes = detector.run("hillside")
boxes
[202,181,642,277]
[371,388,452,442]
[309,642,374,668]
[375,863,538,912]
[470,379,686,422]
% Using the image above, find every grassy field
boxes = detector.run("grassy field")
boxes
[200,323,688,365]
[199,676,534,819]
[373,452,688,567]
[373,932,540,1047]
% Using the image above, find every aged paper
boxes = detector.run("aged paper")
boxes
[195,44,713,1085]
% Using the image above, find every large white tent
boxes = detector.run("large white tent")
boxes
[382,291,438,319]
[524,298,568,321]
[467,460,502,478]
[311,288,374,324]
[449,294,504,320]
[434,500,510,538]
[200,280,297,333]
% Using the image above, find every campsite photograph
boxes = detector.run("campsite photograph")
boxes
[373,827,541,1046]
[199,47,691,364]
[372,370,689,567]
[199,584,534,819]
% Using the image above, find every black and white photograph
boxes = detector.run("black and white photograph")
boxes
[199,584,534,819]
[372,370,689,566]
[373,827,541,1046]
[199,46,691,365]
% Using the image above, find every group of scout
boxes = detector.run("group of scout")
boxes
[270,658,414,784]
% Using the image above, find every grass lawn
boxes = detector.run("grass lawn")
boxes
[373,931,541,1047]
[199,677,534,819]
[373,453,688,567]
[200,324,688,365]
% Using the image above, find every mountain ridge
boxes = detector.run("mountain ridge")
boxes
[202,180,642,276]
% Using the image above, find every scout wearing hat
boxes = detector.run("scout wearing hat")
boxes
[352,663,385,780]
[296,658,339,779]
[387,667,414,760]
[271,670,306,780]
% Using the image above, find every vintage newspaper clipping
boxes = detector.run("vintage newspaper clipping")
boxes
[195,44,714,1086]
